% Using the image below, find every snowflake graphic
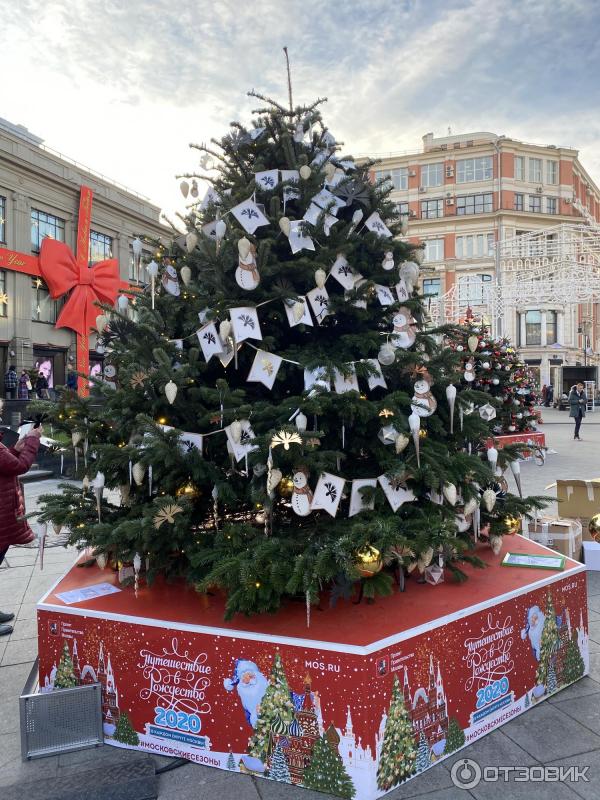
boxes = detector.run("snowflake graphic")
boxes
[241,207,259,220]
[239,314,255,329]
[324,482,337,502]
[260,176,275,188]
[371,220,384,232]
[315,294,328,307]
[203,332,216,345]
[240,429,252,445]
[337,264,352,277]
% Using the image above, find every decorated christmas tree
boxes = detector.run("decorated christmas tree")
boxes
[547,662,558,694]
[114,712,140,746]
[302,734,355,798]
[38,75,543,617]
[227,751,237,771]
[54,641,78,689]
[561,631,585,685]
[377,674,417,789]
[248,652,294,763]
[536,593,559,688]
[449,319,539,435]
[415,731,430,772]
[443,717,465,755]
[524,692,530,709]
[269,742,292,783]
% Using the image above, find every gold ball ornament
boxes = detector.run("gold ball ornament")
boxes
[356,545,383,578]
[176,482,200,499]
[589,514,600,542]
[277,477,294,498]
[419,428,428,439]
[503,515,521,535]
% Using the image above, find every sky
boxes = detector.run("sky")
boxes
[1,0,600,220]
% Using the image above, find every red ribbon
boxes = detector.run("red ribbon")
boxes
[39,238,119,337]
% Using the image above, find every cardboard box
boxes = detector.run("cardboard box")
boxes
[556,480,600,541]
[583,541,600,571]
[37,536,589,800]
[523,516,583,561]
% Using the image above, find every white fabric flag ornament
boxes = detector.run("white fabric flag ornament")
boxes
[333,364,359,394]
[346,279,367,309]
[202,220,218,239]
[311,189,345,216]
[219,340,239,368]
[284,297,313,327]
[312,472,345,517]
[247,349,283,390]
[378,475,416,512]
[230,307,263,342]
[349,478,377,517]
[197,322,224,362]
[200,186,221,211]
[303,204,338,236]
[330,255,356,290]
[230,197,270,234]
[255,170,279,190]
[225,420,258,463]
[396,278,410,303]
[158,424,203,456]
[375,284,395,306]
[365,359,387,390]
[306,286,330,323]
[304,367,331,392]
[364,212,393,238]
[280,169,300,205]
[288,221,315,254]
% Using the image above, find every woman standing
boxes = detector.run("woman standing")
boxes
[0,426,42,636]
[17,370,31,400]
[569,382,587,440]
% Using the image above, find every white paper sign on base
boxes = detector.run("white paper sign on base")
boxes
[349,478,377,517]
[311,472,346,517]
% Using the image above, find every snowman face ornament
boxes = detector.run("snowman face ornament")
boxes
[464,357,476,382]
[411,376,437,418]
[291,468,313,517]
[391,307,416,349]
[235,244,260,290]
[162,264,181,297]
[382,251,394,271]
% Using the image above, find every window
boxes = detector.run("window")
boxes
[374,168,408,191]
[546,197,558,214]
[0,195,5,243]
[514,156,525,180]
[525,310,542,345]
[514,193,524,211]
[89,230,113,265]
[423,239,444,262]
[546,310,557,344]
[394,201,409,217]
[456,193,493,215]
[547,161,558,185]
[31,209,65,252]
[456,157,493,183]
[529,158,542,183]
[529,195,541,213]
[31,277,61,323]
[423,277,441,297]
[455,234,494,259]
[0,270,6,317]
[420,199,443,219]
[458,274,492,304]
[421,163,443,187]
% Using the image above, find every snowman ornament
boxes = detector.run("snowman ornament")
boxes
[411,371,437,417]
[235,243,260,290]
[464,357,476,382]
[381,251,394,271]
[291,467,313,517]
[391,307,416,349]
[162,262,181,297]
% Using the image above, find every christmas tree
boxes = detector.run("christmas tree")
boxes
[227,751,237,771]
[536,593,559,688]
[114,712,140,746]
[547,662,557,694]
[38,76,543,617]
[302,734,355,798]
[54,641,78,689]
[443,717,465,755]
[561,631,585,685]
[377,674,417,789]
[248,652,294,763]
[524,692,530,709]
[415,731,430,772]
[269,742,291,783]
[450,319,539,434]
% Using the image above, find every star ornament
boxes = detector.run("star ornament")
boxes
[153,504,184,529]
[130,370,149,388]
[0,291,7,305]
[271,430,302,450]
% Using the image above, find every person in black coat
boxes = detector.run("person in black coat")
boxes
[569,383,586,440]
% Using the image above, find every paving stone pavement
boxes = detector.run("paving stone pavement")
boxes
[1,407,599,799]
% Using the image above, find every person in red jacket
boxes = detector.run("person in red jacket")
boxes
[0,426,42,636]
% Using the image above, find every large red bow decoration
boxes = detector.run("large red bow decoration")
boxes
[39,238,119,337]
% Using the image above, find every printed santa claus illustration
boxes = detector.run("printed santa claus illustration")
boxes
[223,658,268,727]
[521,605,546,660]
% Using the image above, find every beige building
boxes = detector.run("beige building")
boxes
[0,117,167,390]
[368,130,600,388]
